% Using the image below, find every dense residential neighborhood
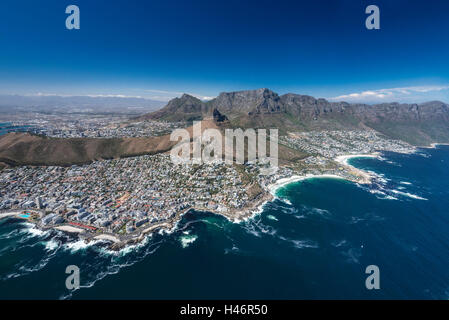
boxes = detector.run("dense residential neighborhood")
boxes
[0,124,417,247]
[2,113,184,138]
[0,150,293,244]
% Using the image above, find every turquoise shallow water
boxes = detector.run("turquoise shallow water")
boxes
[1,146,449,299]
[0,122,33,136]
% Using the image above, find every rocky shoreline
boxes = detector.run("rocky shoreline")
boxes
[3,145,437,251]
[0,162,373,251]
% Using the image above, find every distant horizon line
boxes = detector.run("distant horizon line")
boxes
[0,85,448,105]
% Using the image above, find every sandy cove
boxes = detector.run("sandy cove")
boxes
[334,153,380,166]
[334,153,380,184]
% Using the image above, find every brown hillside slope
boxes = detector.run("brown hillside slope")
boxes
[0,132,176,166]
[0,118,306,167]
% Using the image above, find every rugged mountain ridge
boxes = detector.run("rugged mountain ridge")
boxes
[2,88,449,167]
[139,88,449,145]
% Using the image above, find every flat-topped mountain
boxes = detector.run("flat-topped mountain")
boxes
[139,88,284,121]
[213,88,284,115]
[138,88,449,145]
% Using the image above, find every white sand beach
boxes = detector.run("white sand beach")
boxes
[268,175,307,195]
[428,143,449,148]
[54,225,85,233]
[0,211,21,220]
[334,153,380,166]
[334,154,380,184]
[268,174,346,196]
[266,154,383,200]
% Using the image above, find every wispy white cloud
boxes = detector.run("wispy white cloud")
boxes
[22,90,215,102]
[31,92,145,99]
[140,89,215,102]
[85,94,144,99]
[328,85,449,103]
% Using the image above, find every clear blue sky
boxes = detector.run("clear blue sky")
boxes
[1,0,449,103]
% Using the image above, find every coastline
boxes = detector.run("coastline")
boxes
[334,153,381,184]
[267,174,347,197]
[0,211,22,220]
[0,154,378,251]
[267,142,445,202]
[0,152,395,251]
[94,234,120,243]
[334,153,380,166]
[427,142,449,149]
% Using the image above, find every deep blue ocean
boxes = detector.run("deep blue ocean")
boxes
[1,146,449,299]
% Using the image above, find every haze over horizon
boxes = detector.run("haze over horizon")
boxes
[2,87,449,106]
[1,0,449,104]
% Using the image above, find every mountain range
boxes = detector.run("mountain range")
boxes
[139,88,449,145]
[1,88,449,167]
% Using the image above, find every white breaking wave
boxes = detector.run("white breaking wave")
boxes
[63,239,103,253]
[20,223,49,238]
[311,208,330,216]
[391,189,428,201]
[252,219,277,236]
[368,189,399,200]
[242,218,278,238]
[383,195,399,200]
[179,234,198,248]
[0,229,22,240]
[61,239,163,299]
[280,206,299,215]
[277,235,319,249]
[43,239,60,252]
[301,205,331,218]
[224,245,240,255]
[331,239,348,248]
[342,247,362,264]
[1,238,61,281]
[290,239,319,249]
[367,170,390,184]
[61,243,161,300]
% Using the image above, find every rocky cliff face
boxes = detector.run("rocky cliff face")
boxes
[211,88,285,115]
[142,88,449,122]
[138,88,449,145]
[280,93,348,119]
